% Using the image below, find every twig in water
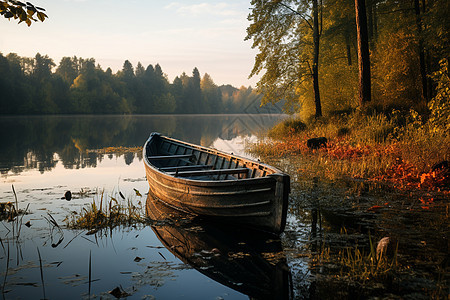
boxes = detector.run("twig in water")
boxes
[63,230,85,249]
[2,242,10,299]
[17,203,30,238]
[45,213,60,229]
[81,236,96,244]
[0,237,5,254]
[12,185,18,215]
[37,247,46,300]
[88,250,92,298]
[0,223,10,235]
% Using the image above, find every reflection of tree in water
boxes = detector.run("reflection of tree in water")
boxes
[0,115,283,175]
[124,152,134,165]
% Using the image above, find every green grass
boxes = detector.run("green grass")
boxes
[66,189,147,231]
[312,233,399,283]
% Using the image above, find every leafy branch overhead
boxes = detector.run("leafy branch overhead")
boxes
[0,0,47,26]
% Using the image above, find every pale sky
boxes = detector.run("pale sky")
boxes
[1,0,260,87]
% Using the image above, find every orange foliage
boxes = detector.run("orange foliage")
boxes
[373,160,449,192]
[324,139,400,161]
[418,169,450,191]
[374,159,419,187]
[419,197,434,210]
[266,135,447,192]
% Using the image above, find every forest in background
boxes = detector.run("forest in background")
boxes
[247,0,449,189]
[247,0,448,119]
[0,53,273,115]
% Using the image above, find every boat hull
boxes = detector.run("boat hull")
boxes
[143,133,289,234]
[146,194,292,299]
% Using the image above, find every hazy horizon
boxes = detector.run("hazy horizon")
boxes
[1,1,260,88]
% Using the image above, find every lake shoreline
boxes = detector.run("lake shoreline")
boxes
[247,141,449,299]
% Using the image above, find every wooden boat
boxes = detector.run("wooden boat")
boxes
[143,132,290,234]
[146,194,292,299]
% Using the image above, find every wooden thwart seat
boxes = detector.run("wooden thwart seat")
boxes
[160,164,213,171]
[168,168,249,177]
[148,154,195,160]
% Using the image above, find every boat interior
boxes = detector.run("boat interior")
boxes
[146,135,276,181]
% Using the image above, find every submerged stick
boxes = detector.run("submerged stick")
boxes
[37,247,46,300]
[46,213,61,229]
[0,237,5,254]
[63,230,85,249]
[88,250,92,298]
[17,203,30,238]
[12,185,18,214]
[2,242,10,300]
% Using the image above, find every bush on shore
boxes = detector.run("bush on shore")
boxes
[250,60,450,190]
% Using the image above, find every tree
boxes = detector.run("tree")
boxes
[246,0,323,118]
[311,0,322,117]
[120,60,135,81]
[355,0,371,104]
[182,68,202,113]
[135,62,145,78]
[0,1,47,26]
[56,57,79,85]
[201,73,222,113]
[33,53,54,81]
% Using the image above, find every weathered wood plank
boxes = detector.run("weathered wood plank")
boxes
[160,164,213,171]
[148,154,195,160]
[169,168,249,177]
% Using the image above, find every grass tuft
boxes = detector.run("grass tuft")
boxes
[312,235,399,283]
[66,189,147,230]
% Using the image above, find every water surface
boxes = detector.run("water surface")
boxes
[1,114,448,299]
[0,114,287,299]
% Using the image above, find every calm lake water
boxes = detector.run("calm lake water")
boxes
[1,115,448,299]
[0,114,289,299]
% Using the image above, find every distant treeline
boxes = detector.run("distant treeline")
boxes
[0,53,276,114]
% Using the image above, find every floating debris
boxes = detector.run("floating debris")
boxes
[109,286,131,298]
[133,188,142,197]
[61,191,72,201]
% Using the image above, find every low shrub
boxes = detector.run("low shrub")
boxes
[268,118,307,139]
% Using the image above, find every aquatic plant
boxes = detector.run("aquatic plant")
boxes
[311,234,399,284]
[87,146,143,155]
[66,189,148,231]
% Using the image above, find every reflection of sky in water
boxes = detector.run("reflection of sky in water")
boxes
[0,149,250,299]
[0,115,287,299]
[211,135,259,159]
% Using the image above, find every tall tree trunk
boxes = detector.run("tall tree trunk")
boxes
[372,3,378,40]
[312,0,322,118]
[355,0,371,105]
[344,33,352,66]
[414,0,428,101]
[367,0,373,41]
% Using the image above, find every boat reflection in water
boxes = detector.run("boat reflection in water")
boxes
[146,193,292,300]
